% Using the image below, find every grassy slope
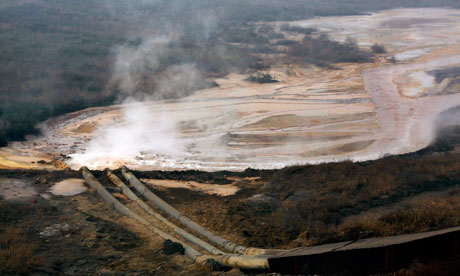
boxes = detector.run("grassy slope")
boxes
[219,124,460,249]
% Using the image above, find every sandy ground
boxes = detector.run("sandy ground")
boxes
[142,178,239,196]
[1,8,460,171]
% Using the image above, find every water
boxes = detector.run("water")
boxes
[50,179,87,196]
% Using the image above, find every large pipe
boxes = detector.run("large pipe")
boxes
[107,170,224,255]
[197,254,269,271]
[120,165,248,255]
[120,166,286,256]
[82,167,271,271]
[243,248,288,256]
[81,167,202,261]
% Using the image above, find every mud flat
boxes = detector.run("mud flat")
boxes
[2,8,460,171]
[0,178,37,201]
[64,67,379,170]
[359,54,460,161]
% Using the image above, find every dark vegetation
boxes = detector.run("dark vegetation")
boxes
[288,35,373,67]
[0,0,120,146]
[274,39,298,46]
[245,72,279,83]
[1,0,460,144]
[280,24,317,35]
[371,43,387,54]
[429,67,460,83]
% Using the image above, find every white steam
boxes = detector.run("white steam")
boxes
[112,36,171,98]
[69,32,208,168]
[69,100,182,169]
[156,63,205,99]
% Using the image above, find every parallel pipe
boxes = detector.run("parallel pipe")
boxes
[120,166,286,256]
[82,167,272,271]
[81,167,202,261]
[243,248,288,256]
[197,254,269,271]
[107,170,224,255]
[121,165,248,255]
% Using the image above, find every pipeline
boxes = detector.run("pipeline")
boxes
[81,167,202,261]
[120,165,247,255]
[197,254,269,271]
[107,170,224,255]
[243,247,287,256]
[82,167,270,271]
[120,166,286,256]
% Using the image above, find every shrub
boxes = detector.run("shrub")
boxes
[280,24,317,35]
[245,72,279,83]
[288,35,373,66]
[371,43,387,54]
[274,39,297,46]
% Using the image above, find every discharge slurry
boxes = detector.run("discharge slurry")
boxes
[67,55,460,171]
[358,55,460,162]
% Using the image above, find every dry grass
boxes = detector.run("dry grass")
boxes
[315,188,460,244]
[257,152,460,246]
[0,226,42,275]
[0,201,46,274]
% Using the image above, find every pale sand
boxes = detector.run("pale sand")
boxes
[142,179,239,197]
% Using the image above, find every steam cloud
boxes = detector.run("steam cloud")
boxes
[111,35,207,101]
[70,12,218,167]
[70,100,181,168]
